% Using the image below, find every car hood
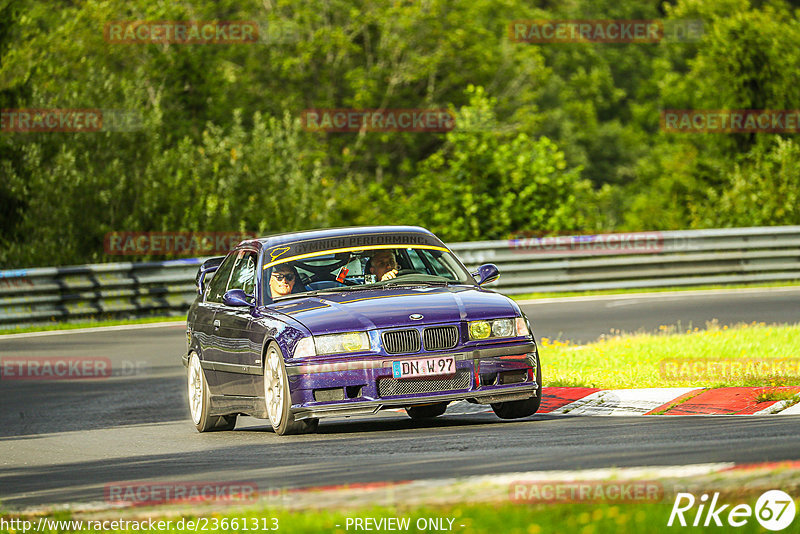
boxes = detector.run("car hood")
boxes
[267,286,519,335]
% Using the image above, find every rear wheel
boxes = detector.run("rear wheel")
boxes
[188,353,237,432]
[263,342,318,435]
[406,402,449,419]
[491,351,542,420]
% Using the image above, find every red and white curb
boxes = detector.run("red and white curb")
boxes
[437,387,800,416]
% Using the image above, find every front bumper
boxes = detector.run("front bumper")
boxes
[288,341,538,421]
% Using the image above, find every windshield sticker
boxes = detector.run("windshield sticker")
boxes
[269,246,291,262]
[289,234,435,255]
[263,243,448,270]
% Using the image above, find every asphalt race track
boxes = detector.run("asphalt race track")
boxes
[1,288,799,509]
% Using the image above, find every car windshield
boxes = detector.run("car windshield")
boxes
[262,244,475,303]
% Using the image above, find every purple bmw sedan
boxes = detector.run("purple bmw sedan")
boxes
[184,226,541,435]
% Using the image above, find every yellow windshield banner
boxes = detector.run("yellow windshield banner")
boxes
[262,244,449,270]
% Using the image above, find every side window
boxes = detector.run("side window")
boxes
[228,251,257,296]
[205,253,237,303]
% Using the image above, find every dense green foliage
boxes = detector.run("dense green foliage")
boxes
[1,0,798,267]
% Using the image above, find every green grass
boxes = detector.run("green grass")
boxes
[3,500,794,534]
[541,321,800,389]
[0,315,183,336]
[511,280,800,301]
[754,388,799,403]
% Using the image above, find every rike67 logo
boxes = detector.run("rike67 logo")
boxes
[668,490,796,530]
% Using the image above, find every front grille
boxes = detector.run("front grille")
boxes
[378,369,471,397]
[382,329,421,354]
[423,326,458,351]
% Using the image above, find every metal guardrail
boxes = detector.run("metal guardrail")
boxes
[1,226,799,329]
[0,259,202,328]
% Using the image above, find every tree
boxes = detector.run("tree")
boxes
[399,87,594,242]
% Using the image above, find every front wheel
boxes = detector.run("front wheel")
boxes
[491,351,542,420]
[188,353,237,432]
[263,342,318,435]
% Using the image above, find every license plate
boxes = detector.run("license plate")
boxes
[392,356,455,379]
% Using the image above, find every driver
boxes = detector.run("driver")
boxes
[269,263,299,298]
[368,249,399,282]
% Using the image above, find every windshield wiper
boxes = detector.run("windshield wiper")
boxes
[315,284,378,292]
[383,279,451,288]
[272,289,329,301]
[277,280,454,300]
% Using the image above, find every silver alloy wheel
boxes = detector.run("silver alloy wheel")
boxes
[264,345,284,426]
[188,353,204,425]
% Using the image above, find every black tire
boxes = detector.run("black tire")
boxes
[406,402,449,419]
[491,351,542,419]
[263,342,318,435]
[188,352,238,432]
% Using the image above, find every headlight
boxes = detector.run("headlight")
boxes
[469,318,519,340]
[314,331,370,355]
[293,337,316,358]
[492,319,515,337]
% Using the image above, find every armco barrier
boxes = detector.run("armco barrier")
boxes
[0,259,201,328]
[1,226,799,329]
[452,226,800,294]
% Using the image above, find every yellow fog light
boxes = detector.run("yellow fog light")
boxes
[469,321,492,340]
[315,331,370,355]
[341,332,366,352]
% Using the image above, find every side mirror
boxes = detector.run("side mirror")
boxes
[196,256,225,295]
[472,263,500,286]
[222,289,253,307]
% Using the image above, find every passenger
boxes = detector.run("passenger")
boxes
[368,250,399,282]
[269,264,299,298]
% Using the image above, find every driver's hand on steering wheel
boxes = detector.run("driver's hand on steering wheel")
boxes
[380,269,398,281]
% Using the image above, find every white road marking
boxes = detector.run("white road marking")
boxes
[550,388,700,416]
[774,401,800,415]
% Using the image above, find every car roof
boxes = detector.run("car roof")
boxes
[238,225,444,249]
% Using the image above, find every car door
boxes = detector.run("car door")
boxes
[213,249,264,397]
[193,251,237,393]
